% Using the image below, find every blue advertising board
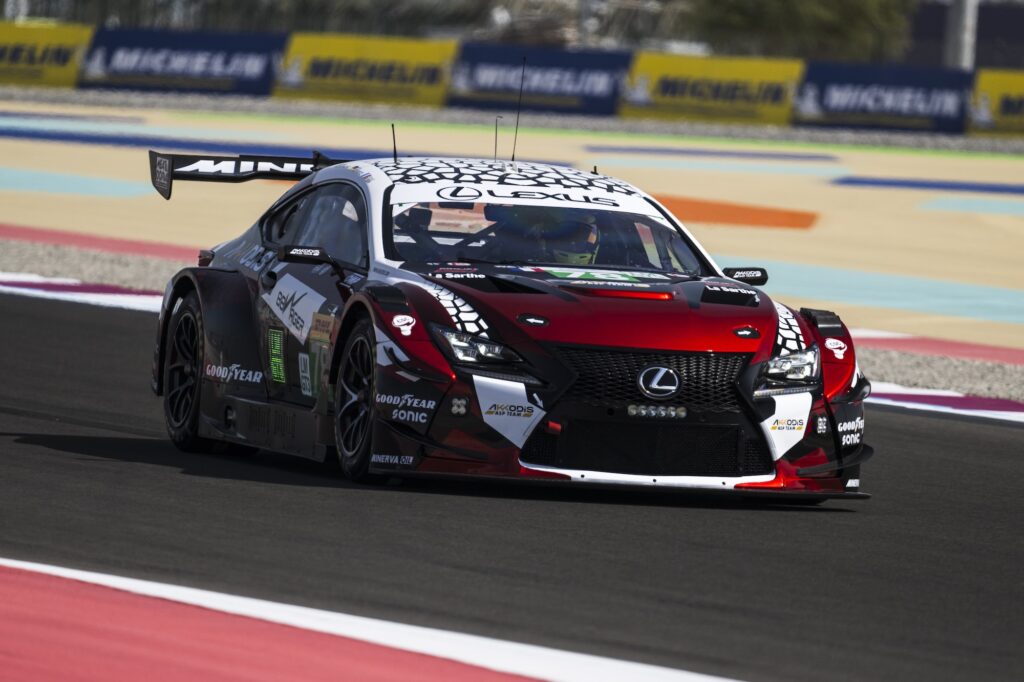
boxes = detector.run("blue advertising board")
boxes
[78,28,287,95]
[792,62,974,133]
[447,43,632,116]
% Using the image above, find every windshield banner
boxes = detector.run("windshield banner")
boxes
[619,53,804,125]
[274,34,457,106]
[77,28,286,95]
[390,182,656,215]
[792,62,974,133]
[447,43,632,116]
[0,21,93,87]
[969,68,1024,135]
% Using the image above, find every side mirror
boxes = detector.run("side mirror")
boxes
[278,245,331,265]
[722,267,768,286]
[278,245,368,275]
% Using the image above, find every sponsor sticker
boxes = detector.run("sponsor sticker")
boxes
[825,337,848,360]
[473,375,545,448]
[450,397,468,416]
[836,416,865,447]
[529,266,669,282]
[392,314,416,337]
[770,417,806,432]
[261,274,327,344]
[308,313,335,344]
[371,453,417,466]
[298,352,313,397]
[204,363,263,384]
[377,393,437,425]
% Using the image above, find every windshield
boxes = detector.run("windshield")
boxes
[386,202,708,275]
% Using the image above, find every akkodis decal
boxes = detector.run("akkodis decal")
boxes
[274,34,457,106]
[620,53,804,125]
[0,21,93,87]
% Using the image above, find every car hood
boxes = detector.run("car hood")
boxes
[407,264,781,356]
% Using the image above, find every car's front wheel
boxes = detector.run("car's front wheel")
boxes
[334,318,382,483]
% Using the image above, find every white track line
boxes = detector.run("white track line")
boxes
[0,557,739,682]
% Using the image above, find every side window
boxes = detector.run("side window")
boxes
[295,184,368,267]
[266,194,311,245]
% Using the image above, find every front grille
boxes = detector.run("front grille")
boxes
[521,421,774,477]
[556,346,748,413]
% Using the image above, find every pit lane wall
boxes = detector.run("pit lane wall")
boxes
[3,21,1024,136]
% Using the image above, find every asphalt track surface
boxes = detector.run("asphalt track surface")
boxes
[1,293,1021,682]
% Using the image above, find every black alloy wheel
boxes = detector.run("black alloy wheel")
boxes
[334,319,381,482]
[163,291,220,453]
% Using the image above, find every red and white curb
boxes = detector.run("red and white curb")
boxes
[0,558,733,682]
[867,381,1024,425]
[0,272,162,312]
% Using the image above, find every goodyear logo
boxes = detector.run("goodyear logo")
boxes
[275,34,457,106]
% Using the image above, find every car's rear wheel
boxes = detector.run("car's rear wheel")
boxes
[163,291,221,453]
[334,319,382,483]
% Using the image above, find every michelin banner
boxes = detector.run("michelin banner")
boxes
[0,21,93,87]
[969,69,1024,135]
[619,53,803,124]
[274,34,457,106]
[447,43,632,115]
[792,62,973,133]
[78,28,286,95]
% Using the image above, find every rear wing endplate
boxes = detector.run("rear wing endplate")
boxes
[148,150,343,200]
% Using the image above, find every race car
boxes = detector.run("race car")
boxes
[148,151,873,501]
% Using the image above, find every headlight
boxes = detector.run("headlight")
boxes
[755,345,820,397]
[766,345,819,382]
[432,326,522,364]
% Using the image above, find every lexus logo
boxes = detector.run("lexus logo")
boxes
[637,366,681,400]
[437,185,482,201]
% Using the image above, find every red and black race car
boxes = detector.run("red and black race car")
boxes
[149,151,872,501]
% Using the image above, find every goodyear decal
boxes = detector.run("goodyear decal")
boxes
[274,34,457,106]
[0,21,93,87]
[970,69,1024,135]
[619,53,804,125]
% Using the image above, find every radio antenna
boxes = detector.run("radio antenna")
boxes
[391,123,398,162]
[511,56,526,163]
[493,115,503,160]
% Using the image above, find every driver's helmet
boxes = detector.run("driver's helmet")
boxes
[546,219,600,265]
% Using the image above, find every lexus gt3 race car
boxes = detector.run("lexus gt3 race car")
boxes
[148,151,873,502]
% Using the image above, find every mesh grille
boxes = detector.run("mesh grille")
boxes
[521,421,774,477]
[556,347,748,412]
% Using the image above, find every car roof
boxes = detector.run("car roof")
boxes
[333,157,646,198]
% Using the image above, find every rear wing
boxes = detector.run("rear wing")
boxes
[148,150,343,200]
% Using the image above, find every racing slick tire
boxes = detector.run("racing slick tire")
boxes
[334,318,384,483]
[162,290,224,453]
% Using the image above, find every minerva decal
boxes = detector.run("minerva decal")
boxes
[261,274,327,344]
[759,392,813,460]
[525,266,670,282]
[472,375,545,448]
